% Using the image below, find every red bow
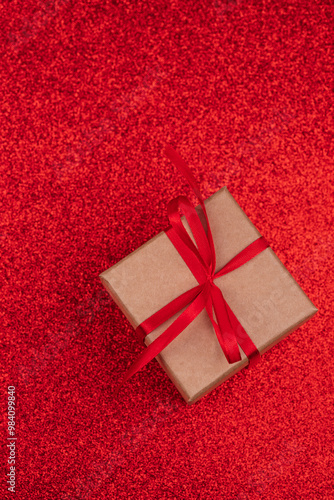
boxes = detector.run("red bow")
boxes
[115,146,269,393]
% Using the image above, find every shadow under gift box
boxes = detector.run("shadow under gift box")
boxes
[100,187,317,404]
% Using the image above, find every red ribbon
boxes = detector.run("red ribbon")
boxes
[115,146,269,393]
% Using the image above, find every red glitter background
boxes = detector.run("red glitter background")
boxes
[1,0,333,499]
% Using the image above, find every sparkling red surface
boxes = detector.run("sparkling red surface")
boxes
[1,1,333,499]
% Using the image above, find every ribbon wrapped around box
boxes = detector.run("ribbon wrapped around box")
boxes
[100,146,317,404]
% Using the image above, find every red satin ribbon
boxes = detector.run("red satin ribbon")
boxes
[114,146,269,393]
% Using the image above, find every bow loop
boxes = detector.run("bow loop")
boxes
[209,282,241,363]
[167,195,215,283]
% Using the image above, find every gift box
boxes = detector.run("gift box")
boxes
[100,148,317,404]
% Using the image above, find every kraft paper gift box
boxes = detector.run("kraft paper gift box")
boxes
[100,186,317,404]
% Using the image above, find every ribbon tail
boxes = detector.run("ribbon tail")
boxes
[209,283,241,364]
[113,288,208,397]
[164,145,203,202]
[225,302,260,368]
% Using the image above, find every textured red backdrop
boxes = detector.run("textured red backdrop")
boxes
[2,0,333,499]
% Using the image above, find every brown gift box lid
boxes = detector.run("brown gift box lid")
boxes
[100,187,317,404]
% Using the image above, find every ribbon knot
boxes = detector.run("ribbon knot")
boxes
[114,146,269,394]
